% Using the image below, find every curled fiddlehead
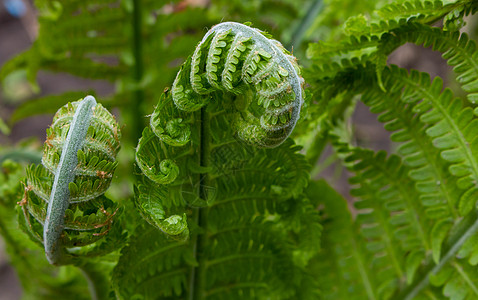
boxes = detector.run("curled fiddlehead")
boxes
[21,96,122,265]
[135,21,304,238]
[172,21,304,147]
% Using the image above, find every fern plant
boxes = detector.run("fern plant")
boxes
[3,0,478,299]
[118,21,320,299]
[304,0,478,299]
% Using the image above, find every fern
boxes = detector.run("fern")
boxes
[0,0,306,143]
[115,22,321,299]
[19,96,123,268]
[307,2,478,101]
[5,0,478,299]
[0,159,96,299]
[303,1,478,299]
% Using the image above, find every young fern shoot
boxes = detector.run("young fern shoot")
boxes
[21,96,122,265]
[172,21,304,147]
[44,96,97,264]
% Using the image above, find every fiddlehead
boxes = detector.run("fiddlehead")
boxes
[172,21,304,147]
[21,95,122,265]
[135,22,305,238]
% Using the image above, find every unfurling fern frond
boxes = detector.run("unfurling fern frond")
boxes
[20,96,123,265]
[119,22,320,299]
[135,21,306,237]
[171,22,304,148]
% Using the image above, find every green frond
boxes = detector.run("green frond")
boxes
[378,22,478,103]
[208,139,310,232]
[306,0,473,65]
[344,146,431,286]
[431,259,478,299]
[375,0,464,27]
[339,0,473,37]
[358,68,468,265]
[113,224,193,299]
[310,179,381,300]
[307,13,478,104]
[377,67,478,217]
[115,199,320,300]
[171,22,304,148]
[321,133,478,299]
[306,35,380,63]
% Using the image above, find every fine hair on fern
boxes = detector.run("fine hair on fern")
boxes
[20,95,122,265]
[171,21,304,148]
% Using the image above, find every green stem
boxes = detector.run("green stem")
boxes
[190,107,211,300]
[394,211,478,299]
[77,261,111,300]
[130,0,145,141]
[286,0,324,51]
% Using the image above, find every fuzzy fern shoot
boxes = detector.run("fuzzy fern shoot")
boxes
[172,22,304,147]
[125,22,321,299]
[20,96,122,265]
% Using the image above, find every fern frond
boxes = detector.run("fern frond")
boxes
[378,67,478,217]
[375,0,466,28]
[343,144,431,287]
[307,16,478,103]
[302,2,478,299]
[128,22,319,299]
[310,179,381,300]
[113,224,193,299]
[21,96,122,265]
[323,134,478,299]
[307,0,473,64]
[379,22,478,103]
[171,22,304,147]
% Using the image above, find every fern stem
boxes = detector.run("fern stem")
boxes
[190,107,211,300]
[130,0,144,140]
[352,236,377,300]
[399,212,478,300]
[286,0,323,51]
[44,96,97,265]
[77,261,110,300]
